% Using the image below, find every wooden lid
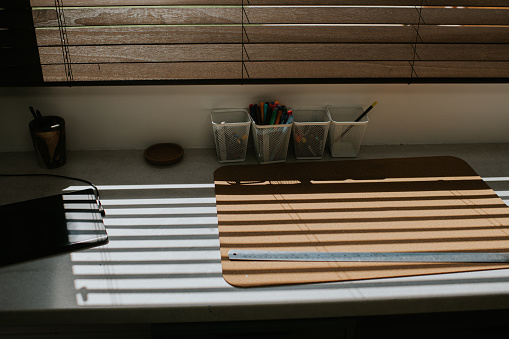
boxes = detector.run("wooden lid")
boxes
[143,143,184,166]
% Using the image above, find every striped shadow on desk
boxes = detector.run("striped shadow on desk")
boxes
[60,174,509,306]
[64,184,234,306]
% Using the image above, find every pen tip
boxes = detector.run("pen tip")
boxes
[372,101,378,106]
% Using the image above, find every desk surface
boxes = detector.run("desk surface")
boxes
[1,144,509,326]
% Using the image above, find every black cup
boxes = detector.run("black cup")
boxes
[29,116,66,169]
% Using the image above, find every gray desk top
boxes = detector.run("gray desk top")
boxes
[1,144,509,326]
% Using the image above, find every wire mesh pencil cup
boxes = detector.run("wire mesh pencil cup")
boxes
[326,106,368,158]
[251,120,293,164]
[291,107,330,160]
[211,109,251,163]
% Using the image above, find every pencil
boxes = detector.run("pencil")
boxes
[336,101,378,141]
[354,101,377,122]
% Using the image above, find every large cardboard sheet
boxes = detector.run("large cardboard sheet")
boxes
[214,156,509,287]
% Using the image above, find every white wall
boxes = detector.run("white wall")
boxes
[1,83,508,152]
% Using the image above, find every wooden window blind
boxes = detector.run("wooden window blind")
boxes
[10,1,509,84]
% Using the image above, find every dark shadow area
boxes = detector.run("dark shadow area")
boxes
[353,309,509,339]
[151,309,509,339]
[0,189,107,267]
[214,156,480,187]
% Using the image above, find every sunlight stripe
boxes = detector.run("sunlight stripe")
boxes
[72,263,222,275]
[70,250,220,262]
[105,207,217,215]
[103,216,217,226]
[103,239,219,249]
[101,198,216,205]
[105,228,218,236]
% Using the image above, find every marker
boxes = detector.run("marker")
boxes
[249,104,256,121]
[263,103,268,124]
[269,105,279,125]
[265,103,273,124]
[255,104,262,125]
[275,109,283,124]
[248,103,253,116]
[282,114,293,134]
[280,106,288,123]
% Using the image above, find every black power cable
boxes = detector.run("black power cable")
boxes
[0,173,105,216]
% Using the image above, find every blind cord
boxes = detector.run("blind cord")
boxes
[409,0,427,82]
[55,0,73,83]
[0,173,105,216]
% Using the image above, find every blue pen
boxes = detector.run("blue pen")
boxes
[280,106,288,124]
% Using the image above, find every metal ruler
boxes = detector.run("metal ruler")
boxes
[228,249,509,263]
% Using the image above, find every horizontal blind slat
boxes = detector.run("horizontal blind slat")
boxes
[35,26,243,45]
[35,25,509,46]
[41,62,243,81]
[244,61,413,78]
[29,0,509,7]
[244,7,509,26]
[413,61,509,78]
[31,0,243,5]
[38,44,509,64]
[416,45,509,61]
[32,7,509,28]
[32,7,241,27]
[245,61,509,79]
[41,61,412,81]
[40,61,509,82]
[421,7,509,25]
[418,26,509,44]
[39,45,241,63]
